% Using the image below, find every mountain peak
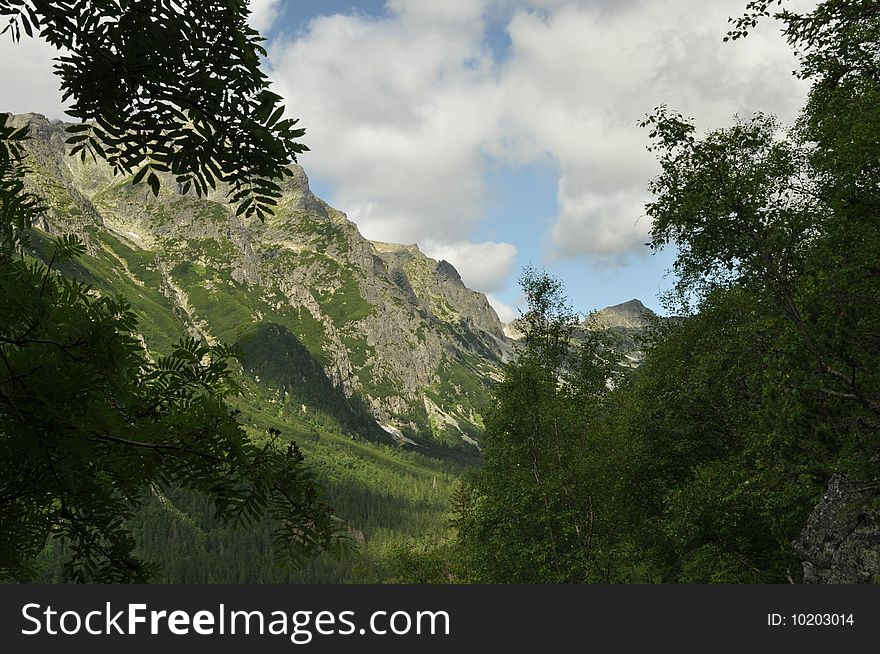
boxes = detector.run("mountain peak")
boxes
[609,299,647,312]
[16,115,509,454]
[589,299,656,330]
[436,259,463,285]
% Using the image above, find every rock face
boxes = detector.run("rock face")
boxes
[792,474,880,584]
[585,299,659,370]
[589,299,656,330]
[12,113,508,453]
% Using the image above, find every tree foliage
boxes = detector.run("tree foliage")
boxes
[0,4,348,582]
[1,0,306,220]
[608,0,879,581]
[0,258,345,581]
[452,0,879,583]
[453,268,620,582]
[0,114,42,252]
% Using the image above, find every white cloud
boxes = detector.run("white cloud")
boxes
[550,187,651,258]
[386,0,492,24]
[268,0,813,263]
[496,0,810,259]
[0,35,67,119]
[423,240,518,294]
[487,293,517,323]
[269,9,500,246]
[248,0,284,33]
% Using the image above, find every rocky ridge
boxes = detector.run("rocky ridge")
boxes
[13,113,508,453]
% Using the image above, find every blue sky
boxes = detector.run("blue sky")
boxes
[0,0,813,320]
[274,1,388,28]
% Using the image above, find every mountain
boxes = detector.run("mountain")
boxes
[12,112,508,457]
[504,298,659,370]
[588,299,656,330]
[584,299,659,370]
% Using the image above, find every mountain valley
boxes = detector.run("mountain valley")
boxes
[13,112,650,581]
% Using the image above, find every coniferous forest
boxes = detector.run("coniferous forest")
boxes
[1,0,878,584]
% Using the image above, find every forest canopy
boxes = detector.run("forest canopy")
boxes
[448,0,880,584]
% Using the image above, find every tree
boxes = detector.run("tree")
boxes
[452,0,879,584]
[0,2,347,582]
[593,288,818,582]
[453,268,619,582]
[614,0,880,581]
[643,0,879,471]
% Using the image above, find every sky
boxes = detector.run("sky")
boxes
[0,0,814,321]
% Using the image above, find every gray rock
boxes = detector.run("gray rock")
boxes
[436,259,463,285]
[792,474,880,584]
[588,298,657,330]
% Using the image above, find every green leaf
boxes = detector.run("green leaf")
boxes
[147,172,160,196]
[132,165,150,185]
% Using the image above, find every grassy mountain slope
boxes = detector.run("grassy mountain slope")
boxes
[15,112,508,457]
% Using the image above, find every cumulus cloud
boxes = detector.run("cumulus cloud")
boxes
[269,7,500,247]
[248,0,284,34]
[486,293,517,323]
[0,0,817,298]
[386,0,492,24]
[268,0,813,269]
[423,240,518,294]
[495,0,811,260]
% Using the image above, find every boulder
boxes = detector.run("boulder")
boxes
[792,474,880,583]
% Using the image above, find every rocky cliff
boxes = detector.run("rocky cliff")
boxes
[13,113,509,454]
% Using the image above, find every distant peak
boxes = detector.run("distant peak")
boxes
[8,112,65,127]
[609,299,647,311]
[589,298,656,329]
[8,112,48,121]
